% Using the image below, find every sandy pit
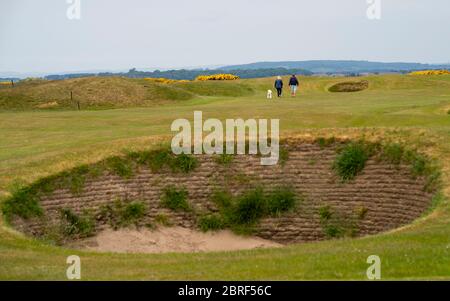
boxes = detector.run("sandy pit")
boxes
[72,227,282,253]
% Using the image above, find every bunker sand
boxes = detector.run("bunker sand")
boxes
[73,227,282,253]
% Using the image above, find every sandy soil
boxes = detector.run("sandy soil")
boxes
[73,227,282,253]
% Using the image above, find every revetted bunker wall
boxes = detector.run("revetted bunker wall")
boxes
[11,142,433,244]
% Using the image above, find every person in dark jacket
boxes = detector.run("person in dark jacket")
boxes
[274,76,283,97]
[289,74,299,97]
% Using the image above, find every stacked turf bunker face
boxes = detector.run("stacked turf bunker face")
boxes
[2,138,440,245]
[328,80,369,93]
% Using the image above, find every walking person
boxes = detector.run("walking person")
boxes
[274,76,283,97]
[289,74,299,97]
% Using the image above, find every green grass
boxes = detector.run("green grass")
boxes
[0,77,255,110]
[198,214,225,232]
[214,153,234,166]
[0,74,450,280]
[160,186,191,212]
[208,186,298,234]
[333,142,371,181]
[318,205,360,239]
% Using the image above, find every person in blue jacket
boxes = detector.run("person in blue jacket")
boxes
[289,74,299,97]
[274,76,283,97]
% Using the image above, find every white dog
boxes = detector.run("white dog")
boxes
[267,89,273,99]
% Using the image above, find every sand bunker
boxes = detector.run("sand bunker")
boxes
[72,227,282,253]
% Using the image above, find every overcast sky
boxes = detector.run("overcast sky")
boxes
[1,0,449,74]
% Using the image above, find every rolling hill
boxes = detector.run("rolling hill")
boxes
[220,60,450,73]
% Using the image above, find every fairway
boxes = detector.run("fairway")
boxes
[1,74,450,280]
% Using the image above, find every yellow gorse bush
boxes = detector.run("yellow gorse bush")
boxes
[409,70,450,76]
[195,74,240,81]
[0,81,12,86]
[144,78,190,84]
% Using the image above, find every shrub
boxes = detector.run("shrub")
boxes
[409,70,450,76]
[60,208,95,238]
[231,188,266,225]
[195,74,239,81]
[121,202,147,224]
[198,215,225,232]
[333,142,370,181]
[144,78,188,84]
[215,154,234,166]
[323,224,343,238]
[382,143,404,165]
[161,186,191,212]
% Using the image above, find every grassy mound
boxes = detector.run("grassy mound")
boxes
[0,77,254,110]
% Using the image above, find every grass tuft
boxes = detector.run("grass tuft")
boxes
[208,186,298,234]
[161,186,191,212]
[172,154,198,173]
[99,199,147,229]
[60,208,95,238]
[198,214,225,232]
[333,142,371,181]
[1,185,43,221]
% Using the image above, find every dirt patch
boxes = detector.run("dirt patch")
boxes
[71,227,282,253]
[328,80,369,92]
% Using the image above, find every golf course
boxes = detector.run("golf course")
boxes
[0,74,449,280]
